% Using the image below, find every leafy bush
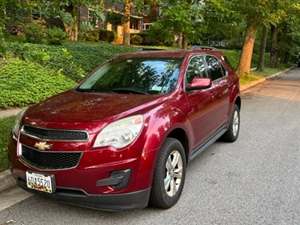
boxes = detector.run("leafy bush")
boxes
[131,34,143,45]
[63,42,136,73]
[0,59,75,108]
[79,30,99,42]
[47,27,66,45]
[24,22,48,44]
[144,23,174,46]
[0,116,16,172]
[0,26,6,56]
[7,42,85,81]
[5,41,136,82]
[99,29,115,43]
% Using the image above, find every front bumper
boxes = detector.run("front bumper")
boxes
[9,130,158,210]
[17,178,150,211]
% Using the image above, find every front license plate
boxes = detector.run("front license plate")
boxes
[26,171,55,193]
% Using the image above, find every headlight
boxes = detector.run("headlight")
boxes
[12,108,27,138]
[93,115,144,149]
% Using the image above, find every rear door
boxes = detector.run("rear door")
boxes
[205,55,230,129]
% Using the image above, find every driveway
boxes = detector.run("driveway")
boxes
[0,68,300,225]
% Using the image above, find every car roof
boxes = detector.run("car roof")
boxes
[116,48,224,60]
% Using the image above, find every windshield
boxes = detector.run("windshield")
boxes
[77,58,182,95]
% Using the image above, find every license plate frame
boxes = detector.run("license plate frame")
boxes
[26,171,56,194]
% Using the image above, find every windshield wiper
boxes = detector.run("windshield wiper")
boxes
[112,88,149,95]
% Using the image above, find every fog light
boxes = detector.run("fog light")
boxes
[96,169,131,189]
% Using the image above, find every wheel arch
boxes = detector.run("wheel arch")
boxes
[166,128,190,164]
[235,96,241,110]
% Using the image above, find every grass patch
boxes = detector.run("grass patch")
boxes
[240,66,290,86]
[0,116,15,172]
[240,73,263,86]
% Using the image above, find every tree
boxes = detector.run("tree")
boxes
[36,0,100,41]
[152,0,204,49]
[122,0,144,45]
[257,26,268,71]
[208,0,297,75]
[123,0,132,45]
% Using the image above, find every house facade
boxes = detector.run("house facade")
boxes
[79,1,159,44]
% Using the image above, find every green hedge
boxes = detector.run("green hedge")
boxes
[7,42,136,81]
[0,116,15,171]
[0,59,75,108]
[63,42,136,73]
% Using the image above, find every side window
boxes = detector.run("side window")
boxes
[185,56,207,84]
[205,55,224,81]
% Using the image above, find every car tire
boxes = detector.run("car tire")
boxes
[149,138,186,209]
[221,105,240,142]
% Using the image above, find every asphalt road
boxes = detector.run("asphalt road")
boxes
[1,68,300,225]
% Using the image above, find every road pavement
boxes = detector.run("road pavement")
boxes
[0,68,300,225]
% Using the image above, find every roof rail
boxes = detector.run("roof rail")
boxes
[191,46,218,51]
[139,48,166,51]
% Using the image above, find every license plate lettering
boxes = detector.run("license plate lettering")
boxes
[26,172,55,193]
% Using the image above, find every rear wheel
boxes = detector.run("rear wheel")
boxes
[221,105,240,142]
[150,138,186,209]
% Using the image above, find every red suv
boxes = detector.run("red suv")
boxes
[9,48,241,211]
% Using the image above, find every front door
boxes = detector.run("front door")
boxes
[185,55,216,149]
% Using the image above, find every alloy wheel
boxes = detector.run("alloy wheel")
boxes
[164,150,183,197]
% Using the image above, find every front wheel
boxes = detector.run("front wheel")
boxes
[221,105,240,142]
[150,138,186,209]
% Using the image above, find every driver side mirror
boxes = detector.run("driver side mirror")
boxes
[187,77,212,91]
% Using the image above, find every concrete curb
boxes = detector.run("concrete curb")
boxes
[240,78,266,92]
[0,170,16,193]
[240,66,295,92]
[265,66,296,80]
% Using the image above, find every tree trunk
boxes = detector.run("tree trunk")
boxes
[72,5,79,41]
[182,34,188,49]
[123,0,131,46]
[178,33,183,48]
[237,23,258,76]
[150,0,159,21]
[270,25,278,68]
[257,26,268,71]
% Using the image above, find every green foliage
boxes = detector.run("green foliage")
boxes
[79,30,100,42]
[106,12,123,25]
[145,23,174,46]
[130,34,143,45]
[63,42,136,72]
[47,27,67,45]
[0,59,75,108]
[156,0,204,47]
[6,41,136,81]
[7,42,85,81]
[99,29,115,43]
[24,22,48,44]
[0,25,7,56]
[0,116,16,172]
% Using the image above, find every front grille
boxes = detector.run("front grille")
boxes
[21,145,82,170]
[22,125,88,141]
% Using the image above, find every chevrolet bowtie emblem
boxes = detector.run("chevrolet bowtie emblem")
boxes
[34,142,52,151]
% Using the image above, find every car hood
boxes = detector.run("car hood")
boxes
[23,90,164,130]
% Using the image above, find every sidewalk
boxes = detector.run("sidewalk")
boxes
[0,108,22,119]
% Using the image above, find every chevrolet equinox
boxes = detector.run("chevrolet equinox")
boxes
[9,48,241,211]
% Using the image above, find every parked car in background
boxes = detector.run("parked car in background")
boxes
[9,47,241,211]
